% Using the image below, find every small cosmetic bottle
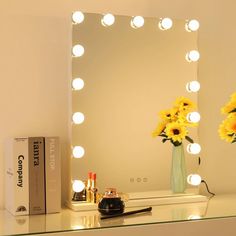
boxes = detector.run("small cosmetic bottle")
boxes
[86,172,92,202]
[91,173,98,203]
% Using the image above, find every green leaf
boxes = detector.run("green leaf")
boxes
[159,134,168,138]
[185,136,194,143]
[162,138,169,143]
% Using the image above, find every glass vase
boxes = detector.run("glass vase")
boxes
[171,143,186,193]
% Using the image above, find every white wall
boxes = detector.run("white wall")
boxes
[1,0,236,210]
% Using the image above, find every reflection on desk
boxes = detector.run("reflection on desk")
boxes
[1,194,236,235]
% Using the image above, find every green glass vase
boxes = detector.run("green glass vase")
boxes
[171,143,186,193]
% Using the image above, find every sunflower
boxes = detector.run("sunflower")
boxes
[176,111,198,127]
[221,100,236,114]
[225,113,236,134]
[218,119,234,143]
[152,121,167,137]
[174,96,196,112]
[159,108,177,121]
[165,122,188,143]
[230,92,236,102]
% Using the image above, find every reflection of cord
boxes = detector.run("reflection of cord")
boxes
[201,180,215,196]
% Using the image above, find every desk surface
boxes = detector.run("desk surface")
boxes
[1,193,236,236]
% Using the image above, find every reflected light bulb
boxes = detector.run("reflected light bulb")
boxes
[186,50,200,62]
[185,19,200,32]
[72,11,85,24]
[72,180,85,192]
[186,81,200,92]
[188,215,201,220]
[131,16,145,28]
[72,44,84,57]
[187,174,202,186]
[187,112,201,123]
[72,112,85,124]
[101,13,115,27]
[159,18,173,30]
[72,78,84,90]
[187,143,201,154]
[72,146,85,158]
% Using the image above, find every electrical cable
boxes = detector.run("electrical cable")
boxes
[201,180,215,196]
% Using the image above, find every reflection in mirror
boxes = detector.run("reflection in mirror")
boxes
[70,13,200,199]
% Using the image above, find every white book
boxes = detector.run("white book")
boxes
[45,137,61,213]
[5,137,29,216]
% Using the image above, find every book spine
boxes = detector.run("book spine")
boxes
[45,137,61,213]
[28,137,45,215]
[5,137,29,216]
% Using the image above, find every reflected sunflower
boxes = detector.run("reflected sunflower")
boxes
[159,108,177,121]
[218,119,234,143]
[226,113,236,134]
[221,101,236,114]
[165,122,188,143]
[174,96,196,111]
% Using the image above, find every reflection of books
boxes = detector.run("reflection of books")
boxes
[28,137,45,215]
[45,137,61,213]
[5,137,29,216]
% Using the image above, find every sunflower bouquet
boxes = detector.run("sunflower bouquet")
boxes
[152,96,196,146]
[218,92,236,143]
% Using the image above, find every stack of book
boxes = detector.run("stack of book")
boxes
[5,137,61,216]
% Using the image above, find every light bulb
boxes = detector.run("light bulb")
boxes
[187,112,201,123]
[186,81,200,92]
[131,16,145,28]
[187,143,201,154]
[72,78,84,90]
[188,215,201,220]
[101,13,115,27]
[72,180,85,192]
[159,18,173,30]
[72,112,85,124]
[72,146,85,158]
[185,19,200,32]
[72,11,85,24]
[187,174,202,186]
[186,50,200,62]
[72,44,84,57]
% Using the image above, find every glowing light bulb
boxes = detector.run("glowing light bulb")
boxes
[72,146,85,158]
[72,44,84,57]
[72,112,84,124]
[131,16,145,28]
[186,50,200,62]
[187,143,201,154]
[101,13,115,27]
[72,11,85,24]
[187,174,202,186]
[187,112,201,123]
[72,180,85,192]
[72,78,84,90]
[186,81,200,92]
[159,18,173,30]
[185,19,200,32]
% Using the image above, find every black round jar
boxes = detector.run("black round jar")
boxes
[98,188,125,215]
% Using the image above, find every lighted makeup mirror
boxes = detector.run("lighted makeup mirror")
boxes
[69,12,203,210]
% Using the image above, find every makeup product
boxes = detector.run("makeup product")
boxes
[100,206,152,220]
[86,172,92,202]
[91,173,98,203]
[98,188,125,215]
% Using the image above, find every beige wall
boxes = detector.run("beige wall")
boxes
[1,0,236,210]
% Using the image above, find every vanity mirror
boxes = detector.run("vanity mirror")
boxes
[70,12,201,205]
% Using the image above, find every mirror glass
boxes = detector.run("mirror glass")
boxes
[71,13,199,194]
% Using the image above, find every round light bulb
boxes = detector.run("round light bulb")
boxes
[101,13,115,27]
[72,44,84,57]
[131,16,145,28]
[72,112,85,124]
[159,18,173,30]
[72,146,85,158]
[187,112,201,123]
[185,19,200,32]
[72,11,85,24]
[187,143,201,154]
[187,174,202,186]
[72,180,85,192]
[186,81,200,92]
[186,50,200,62]
[72,78,84,90]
